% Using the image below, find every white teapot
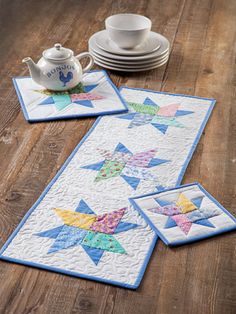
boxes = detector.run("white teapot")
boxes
[22,43,94,91]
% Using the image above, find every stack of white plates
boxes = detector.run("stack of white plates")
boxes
[89,30,170,72]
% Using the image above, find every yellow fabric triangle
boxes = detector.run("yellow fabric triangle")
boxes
[176,193,196,213]
[54,208,96,229]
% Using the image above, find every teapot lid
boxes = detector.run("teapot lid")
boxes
[43,43,73,61]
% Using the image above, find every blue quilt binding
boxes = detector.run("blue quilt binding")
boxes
[129,182,236,246]
[13,70,128,123]
[0,87,216,288]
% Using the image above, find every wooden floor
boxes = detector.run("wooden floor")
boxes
[0,0,235,313]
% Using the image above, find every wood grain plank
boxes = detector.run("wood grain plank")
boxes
[0,0,235,313]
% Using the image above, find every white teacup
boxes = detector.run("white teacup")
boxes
[105,14,152,49]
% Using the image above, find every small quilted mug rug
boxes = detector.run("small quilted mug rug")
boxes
[130,183,236,246]
[13,70,128,122]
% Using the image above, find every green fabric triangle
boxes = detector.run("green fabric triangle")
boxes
[52,94,72,110]
[128,102,157,115]
[152,116,184,127]
[82,231,126,254]
[95,160,125,182]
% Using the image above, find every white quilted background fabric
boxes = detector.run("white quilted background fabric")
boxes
[1,87,215,287]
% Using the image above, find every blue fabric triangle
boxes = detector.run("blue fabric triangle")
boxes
[114,221,139,234]
[148,158,169,168]
[156,185,166,191]
[81,161,105,171]
[40,96,54,105]
[118,113,137,120]
[175,110,194,117]
[195,218,215,228]
[115,142,132,155]
[48,226,87,254]
[155,198,173,207]
[121,175,140,190]
[84,84,99,93]
[143,97,157,107]
[36,225,64,239]
[164,217,177,228]
[74,100,94,108]
[191,196,204,209]
[75,200,95,214]
[82,245,104,265]
[151,123,169,134]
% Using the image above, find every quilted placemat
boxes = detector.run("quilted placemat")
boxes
[130,183,236,246]
[0,87,215,288]
[13,70,128,122]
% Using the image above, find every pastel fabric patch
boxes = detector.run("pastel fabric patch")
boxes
[130,183,236,246]
[13,70,128,122]
[0,87,215,289]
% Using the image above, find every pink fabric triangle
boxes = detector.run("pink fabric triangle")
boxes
[90,208,126,234]
[157,103,180,117]
[71,93,104,101]
[127,149,157,167]
[172,214,192,235]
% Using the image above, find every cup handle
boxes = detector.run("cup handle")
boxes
[75,52,94,73]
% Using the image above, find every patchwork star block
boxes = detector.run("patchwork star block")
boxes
[130,183,236,246]
[151,192,219,235]
[12,70,128,122]
[38,84,102,110]
[36,200,138,265]
[119,97,194,134]
[82,143,170,190]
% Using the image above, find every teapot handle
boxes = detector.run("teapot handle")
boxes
[75,52,94,73]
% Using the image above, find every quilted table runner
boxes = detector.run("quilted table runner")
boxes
[0,87,215,288]
[13,70,128,122]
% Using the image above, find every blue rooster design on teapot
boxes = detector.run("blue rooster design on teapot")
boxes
[59,71,73,87]
[46,64,74,87]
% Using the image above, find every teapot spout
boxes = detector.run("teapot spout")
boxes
[22,57,41,85]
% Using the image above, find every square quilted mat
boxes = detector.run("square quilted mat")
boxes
[13,70,128,122]
[130,183,236,246]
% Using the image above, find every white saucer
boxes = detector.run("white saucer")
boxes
[91,49,169,67]
[95,30,161,56]
[89,48,169,65]
[94,55,169,72]
[89,32,169,61]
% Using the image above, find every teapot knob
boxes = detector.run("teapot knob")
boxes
[54,43,62,50]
